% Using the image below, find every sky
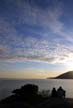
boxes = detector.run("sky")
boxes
[0,0,73,78]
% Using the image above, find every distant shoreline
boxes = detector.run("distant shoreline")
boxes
[47,71,73,79]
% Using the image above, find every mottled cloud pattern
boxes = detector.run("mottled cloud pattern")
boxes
[0,0,73,63]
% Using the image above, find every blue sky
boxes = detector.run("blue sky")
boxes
[0,0,73,78]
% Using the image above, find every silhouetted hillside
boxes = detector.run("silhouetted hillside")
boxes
[0,84,73,108]
[0,84,49,108]
[54,71,73,79]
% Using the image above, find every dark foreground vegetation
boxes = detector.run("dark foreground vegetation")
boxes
[0,84,73,108]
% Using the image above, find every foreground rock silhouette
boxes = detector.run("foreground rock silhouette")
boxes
[0,84,73,108]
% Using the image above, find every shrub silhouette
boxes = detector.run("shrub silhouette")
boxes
[12,84,38,97]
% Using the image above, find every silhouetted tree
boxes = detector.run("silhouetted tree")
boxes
[12,84,38,97]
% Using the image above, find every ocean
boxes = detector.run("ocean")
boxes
[0,78,73,100]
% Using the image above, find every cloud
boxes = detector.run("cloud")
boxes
[16,0,63,32]
[16,0,73,41]
[0,34,73,63]
[16,0,73,42]
[0,0,73,63]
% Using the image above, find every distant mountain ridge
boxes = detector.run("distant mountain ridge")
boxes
[50,71,73,79]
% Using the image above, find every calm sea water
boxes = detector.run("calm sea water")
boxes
[0,79,73,100]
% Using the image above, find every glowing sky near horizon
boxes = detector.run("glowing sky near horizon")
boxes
[0,0,73,78]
